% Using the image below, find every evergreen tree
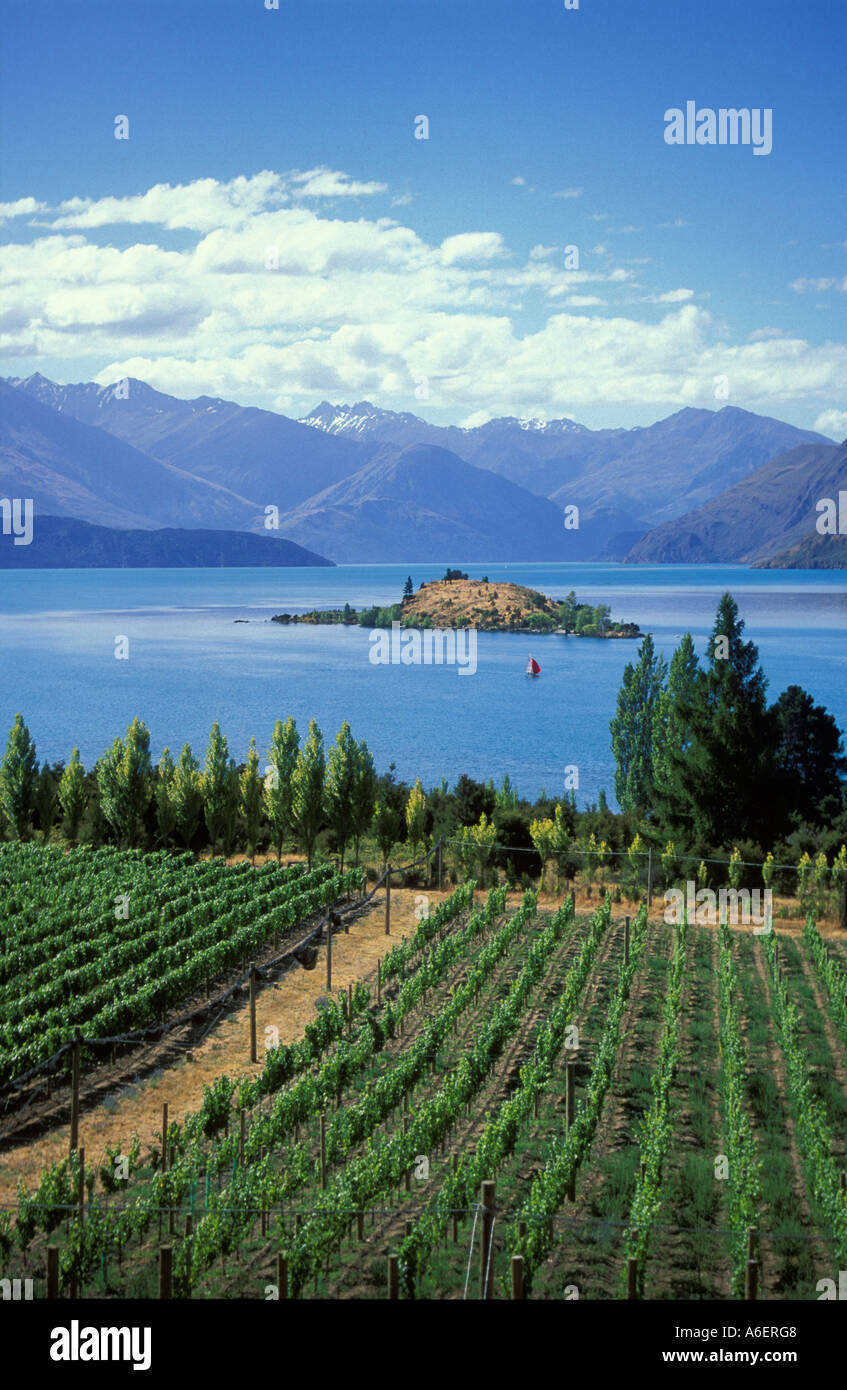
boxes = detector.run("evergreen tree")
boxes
[240,737,264,861]
[773,685,846,826]
[264,717,299,861]
[202,721,231,856]
[292,719,325,867]
[403,576,414,601]
[325,721,357,871]
[221,758,241,857]
[609,635,667,816]
[652,633,699,801]
[0,713,38,840]
[33,762,58,844]
[171,744,203,848]
[58,748,88,845]
[96,717,152,847]
[155,747,178,847]
[656,593,783,848]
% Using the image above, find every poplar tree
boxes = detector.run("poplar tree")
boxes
[325,721,357,871]
[33,763,58,844]
[350,739,378,865]
[58,748,88,845]
[171,744,203,849]
[202,721,231,856]
[405,779,428,863]
[609,635,667,816]
[292,719,325,867]
[264,717,299,861]
[240,737,263,862]
[373,795,403,866]
[155,747,178,847]
[96,717,152,847]
[0,713,38,840]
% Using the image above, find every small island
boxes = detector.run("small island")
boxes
[272,572,642,637]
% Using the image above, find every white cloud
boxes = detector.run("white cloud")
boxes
[0,196,48,222]
[790,275,847,293]
[813,409,847,439]
[510,177,526,186]
[2,172,845,420]
[439,232,505,265]
[552,187,583,199]
[748,327,784,341]
[647,288,695,304]
[289,167,388,198]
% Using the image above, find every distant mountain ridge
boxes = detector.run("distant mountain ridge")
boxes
[0,514,333,569]
[625,441,847,563]
[2,373,840,565]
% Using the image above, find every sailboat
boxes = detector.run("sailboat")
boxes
[525,654,541,677]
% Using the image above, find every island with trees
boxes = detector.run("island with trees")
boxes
[271,572,642,637]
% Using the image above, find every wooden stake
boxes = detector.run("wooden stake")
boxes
[348,982,353,1038]
[240,1109,246,1165]
[511,1254,524,1300]
[159,1246,172,1300]
[277,1253,288,1299]
[388,1254,399,1299]
[452,1155,459,1242]
[320,1113,327,1189]
[377,958,381,1006]
[745,1259,759,1301]
[566,1060,575,1131]
[69,1029,81,1153]
[249,965,258,1063]
[627,1257,638,1299]
[326,914,333,990]
[624,915,630,965]
[385,867,391,935]
[78,1145,85,1227]
[480,1180,495,1300]
[47,1245,59,1299]
[647,848,653,907]
[162,1103,168,1173]
[357,1210,364,1240]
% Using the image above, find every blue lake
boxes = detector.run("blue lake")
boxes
[1,562,845,808]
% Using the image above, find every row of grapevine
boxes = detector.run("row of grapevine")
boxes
[763,933,847,1261]
[621,917,687,1296]
[506,901,649,1291]
[716,922,763,1295]
[399,894,609,1295]
[803,915,847,1048]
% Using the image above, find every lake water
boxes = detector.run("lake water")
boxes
[1,562,845,808]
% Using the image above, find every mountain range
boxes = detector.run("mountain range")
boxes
[1,372,842,566]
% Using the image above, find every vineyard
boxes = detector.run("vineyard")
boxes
[0,845,361,1085]
[2,855,846,1300]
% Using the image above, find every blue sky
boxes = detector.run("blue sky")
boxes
[1,0,845,432]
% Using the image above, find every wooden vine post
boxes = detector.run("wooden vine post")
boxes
[161,1103,168,1173]
[385,866,391,935]
[326,914,333,990]
[249,965,258,1063]
[69,1028,81,1153]
[387,1254,399,1299]
[480,1180,495,1300]
[624,915,630,966]
[159,1246,172,1300]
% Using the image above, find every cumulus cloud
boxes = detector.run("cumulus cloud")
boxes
[0,196,48,222]
[2,172,845,419]
[813,409,847,439]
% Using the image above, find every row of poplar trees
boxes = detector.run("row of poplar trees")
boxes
[0,715,382,869]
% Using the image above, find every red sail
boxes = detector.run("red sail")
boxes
[526,656,541,675]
